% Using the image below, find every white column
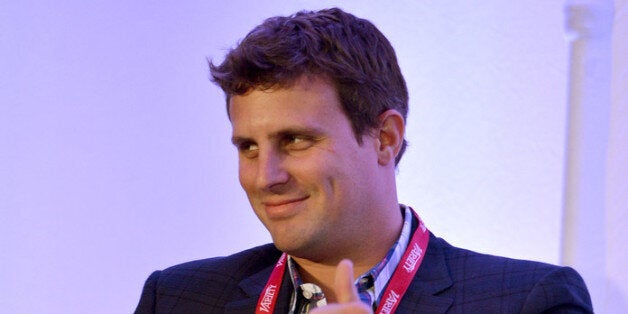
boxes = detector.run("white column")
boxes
[605,0,628,311]
[562,0,614,312]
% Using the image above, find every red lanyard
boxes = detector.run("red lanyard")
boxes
[256,253,288,313]
[255,212,429,314]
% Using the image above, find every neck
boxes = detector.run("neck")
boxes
[290,204,403,302]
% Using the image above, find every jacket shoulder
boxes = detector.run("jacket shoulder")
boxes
[161,243,281,281]
[429,235,593,313]
[134,243,281,313]
[434,235,561,281]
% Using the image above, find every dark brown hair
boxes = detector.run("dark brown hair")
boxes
[210,8,409,165]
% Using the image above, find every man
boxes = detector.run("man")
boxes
[135,8,593,313]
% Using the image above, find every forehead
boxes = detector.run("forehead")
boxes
[228,76,351,136]
[228,75,336,113]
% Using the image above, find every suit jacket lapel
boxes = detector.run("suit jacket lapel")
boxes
[396,233,454,313]
[224,262,293,313]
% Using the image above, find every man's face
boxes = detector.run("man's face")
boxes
[229,75,381,260]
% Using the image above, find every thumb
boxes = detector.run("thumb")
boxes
[334,259,359,303]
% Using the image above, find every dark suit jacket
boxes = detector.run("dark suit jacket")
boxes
[134,233,593,313]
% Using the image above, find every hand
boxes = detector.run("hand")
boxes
[310,259,373,313]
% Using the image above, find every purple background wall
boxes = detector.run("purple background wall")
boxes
[1,1,624,312]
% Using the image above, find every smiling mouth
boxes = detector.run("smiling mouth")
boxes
[262,196,309,218]
[263,196,309,207]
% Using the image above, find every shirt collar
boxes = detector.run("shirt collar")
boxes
[286,204,414,310]
[366,204,413,304]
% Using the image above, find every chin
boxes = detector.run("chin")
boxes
[271,237,306,256]
[271,238,299,253]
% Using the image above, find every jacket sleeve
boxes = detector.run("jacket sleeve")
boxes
[134,271,161,314]
[521,266,593,313]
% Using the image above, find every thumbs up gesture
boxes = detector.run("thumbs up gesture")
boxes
[310,259,373,313]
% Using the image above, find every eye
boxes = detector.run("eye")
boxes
[283,134,314,151]
[237,141,259,158]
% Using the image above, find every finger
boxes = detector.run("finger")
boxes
[334,259,359,303]
[310,303,372,314]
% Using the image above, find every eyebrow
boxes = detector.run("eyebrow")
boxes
[230,136,250,146]
[231,126,325,146]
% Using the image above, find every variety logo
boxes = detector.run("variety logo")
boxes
[380,290,400,314]
[258,284,277,312]
[403,243,423,273]
[276,257,285,267]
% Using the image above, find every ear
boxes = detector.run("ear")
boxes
[375,110,405,166]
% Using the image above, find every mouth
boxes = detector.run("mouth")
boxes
[261,196,309,219]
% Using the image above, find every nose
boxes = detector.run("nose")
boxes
[256,147,290,193]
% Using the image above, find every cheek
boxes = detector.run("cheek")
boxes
[238,161,256,192]
[326,146,376,190]
[299,156,346,196]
